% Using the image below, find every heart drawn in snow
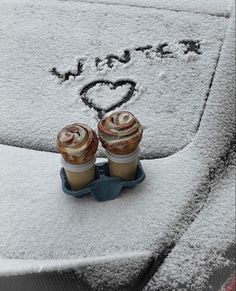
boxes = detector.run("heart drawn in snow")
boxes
[80,80,137,119]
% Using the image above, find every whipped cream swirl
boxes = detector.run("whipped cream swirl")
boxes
[57,123,98,164]
[97,111,143,155]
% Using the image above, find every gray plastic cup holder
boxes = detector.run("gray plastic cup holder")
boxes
[60,161,145,202]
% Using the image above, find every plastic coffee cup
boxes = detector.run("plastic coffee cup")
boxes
[106,148,139,181]
[61,156,96,190]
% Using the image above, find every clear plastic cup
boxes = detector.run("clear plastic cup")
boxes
[106,148,139,181]
[61,156,96,190]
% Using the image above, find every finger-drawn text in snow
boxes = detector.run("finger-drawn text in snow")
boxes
[50,40,201,81]
[50,40,201,119]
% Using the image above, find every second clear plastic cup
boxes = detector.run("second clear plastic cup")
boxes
[106,148,139,181]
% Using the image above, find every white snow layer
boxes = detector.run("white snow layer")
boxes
[0,1,235,290]
[67,0,233,17]
[0,42,235,288]
[0,0,228,158]
[0,252,153,290]
[0,144,209,261]
[145,9,236,291]
[144,161,236,291]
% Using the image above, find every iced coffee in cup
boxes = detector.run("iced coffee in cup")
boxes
[97,111,143,181]
[57,123,98,190]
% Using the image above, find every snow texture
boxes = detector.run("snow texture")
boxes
[0,0,235,290]
[66,0,233,17]
[0,144,210,261]
[145,10,236,291]
[0,143,212,289]
[144,158,236,291]
[0,252,152,290]
[0,46,235,288]
[0,0,227,158]
[84,83,131,111]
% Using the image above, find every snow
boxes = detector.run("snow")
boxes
[0,251,152,286]
[145,10,236,290]
[0,0,227,158]
[0,144,211,289]
[80,80,139,112]
[0,252,152,290]
[145,158,236,291]
[0,47,235,286]
[68,0,233,17]
[0,0,235,290]
[0,144,208,261]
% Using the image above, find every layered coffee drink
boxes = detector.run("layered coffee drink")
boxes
[57,123,98,190]
[98,111,143,180]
